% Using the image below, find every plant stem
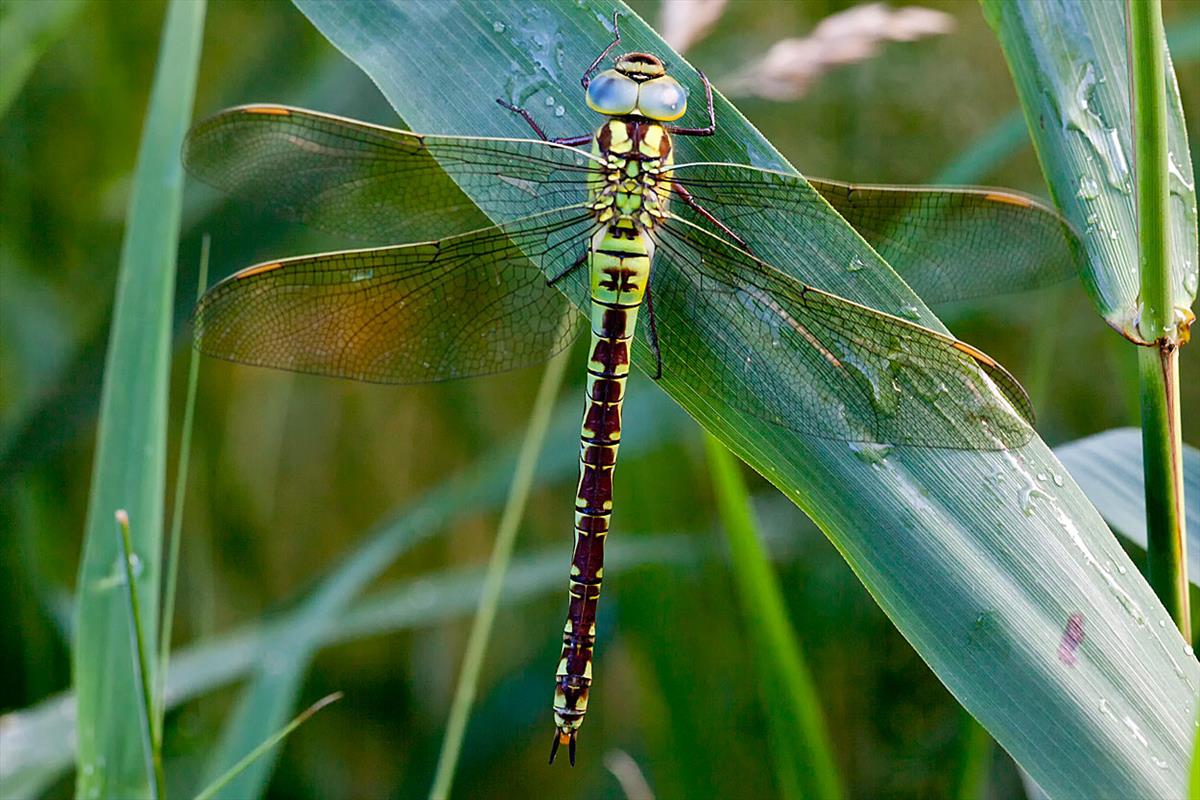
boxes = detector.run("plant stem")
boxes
[157,234,209,737]
[192,693,342,800]
[428,323,573,800]
[1130,0,1190,638]
[116,511,166,800]
[703,434,842,800]
[1138,347,1189,634]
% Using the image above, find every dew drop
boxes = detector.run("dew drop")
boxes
[849,441,894,465]
[1076,175,1100,199]
[899,305,921,321]
[493,20,506,32]
[1053,473,1064,487]
[545,95,556,106]
[847,255,867,273]
[1020,485,1050,516]
[555,105,566,118]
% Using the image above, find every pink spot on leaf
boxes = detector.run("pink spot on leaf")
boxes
[1058,613,1085,666]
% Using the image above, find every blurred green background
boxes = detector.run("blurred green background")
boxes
[1,0,1197,797]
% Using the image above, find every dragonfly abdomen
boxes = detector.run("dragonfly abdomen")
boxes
[551,223,652,760]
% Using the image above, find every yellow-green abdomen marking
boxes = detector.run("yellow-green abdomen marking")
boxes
[552,118,673,755]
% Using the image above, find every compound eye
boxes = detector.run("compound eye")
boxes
[585,70,638,115]
[637,77,687,121]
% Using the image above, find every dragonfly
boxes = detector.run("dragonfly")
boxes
[184,13,1078,766]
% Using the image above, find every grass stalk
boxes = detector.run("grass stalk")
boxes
[157,234,209,737]
[1130,0,1190,637]
[116,510,166,800]
[953,714,993,800]
[192,693,342,800]
[702,434,842,800]
[427,325,573,800]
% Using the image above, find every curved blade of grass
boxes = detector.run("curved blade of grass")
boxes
[1055,429,1200,572]
[157,235,209,734]
[290,1,1198,796]
[193,693,342,800]
[71,2,205,797]
[703,435,841,800]
[429,323,572,800]
[115,511,165,800]
[980,0,1197,340]
[0,0,85,118]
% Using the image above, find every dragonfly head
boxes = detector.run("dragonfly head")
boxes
[585,52,688,122]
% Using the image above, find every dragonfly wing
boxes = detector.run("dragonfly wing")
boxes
[667,163,1082,304]
[807,178,1082,302]
[650,214,1035,449]
[184,104,599,243]
[194,208,595,384]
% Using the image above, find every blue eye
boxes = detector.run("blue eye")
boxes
[585,70,638,115]
[637,77,687,121]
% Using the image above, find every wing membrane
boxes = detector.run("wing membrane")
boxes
[194,209,595,383]
[650,214,1034,449]
[184,105,599,243]
[668,163,1082,304]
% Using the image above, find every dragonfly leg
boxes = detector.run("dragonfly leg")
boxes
[581,11,622,89]
[495,99,593,146]
[671,181,752,252]
[665,70,716,137]
[643,284,663,380]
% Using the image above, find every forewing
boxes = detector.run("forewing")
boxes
[667,163,1082,304]
[184,104,599,243]
[194,209,595,384]
[650,215,1035,449]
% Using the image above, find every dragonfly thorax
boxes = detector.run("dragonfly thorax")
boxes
[588,119,673,229]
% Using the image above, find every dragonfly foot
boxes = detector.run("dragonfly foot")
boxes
[548,729,577,766]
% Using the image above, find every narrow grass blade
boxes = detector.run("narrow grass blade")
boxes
[429,323,572,800]
[952,715,993,800]
[703,434,841,800]
[192,693,342,800]
[157,234,209,737]
[1191,706,1200,798]
[72,1,205,797]
[115,510,165,800]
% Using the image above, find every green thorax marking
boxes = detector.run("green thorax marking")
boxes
[587,119,674,229]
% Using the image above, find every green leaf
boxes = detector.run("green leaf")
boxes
[981,0,1198,341]
[1055,428,1200,572]
[289,1,1197,796]
[71,2,205,798]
